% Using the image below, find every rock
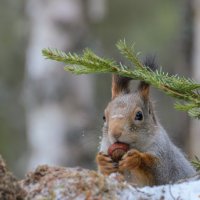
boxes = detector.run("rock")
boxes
[20,165,128,199]
[19,165,200,200]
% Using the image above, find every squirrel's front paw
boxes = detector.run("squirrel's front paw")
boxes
[119,149,158,172]
[119,149,142,171]
[119,149,158,186]
[96,152,118,176]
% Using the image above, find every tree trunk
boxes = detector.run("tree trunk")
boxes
[190,0,200,158]
[25,0,98,170]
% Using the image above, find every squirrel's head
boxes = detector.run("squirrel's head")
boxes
[102,74,158,150]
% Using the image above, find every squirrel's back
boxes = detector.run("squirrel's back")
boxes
[146,125,195,184]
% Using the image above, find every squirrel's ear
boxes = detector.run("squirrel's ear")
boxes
[111,75,132,99]
[138,81,150,101]
[138,55,158,101]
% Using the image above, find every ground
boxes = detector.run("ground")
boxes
[0,155,200,200]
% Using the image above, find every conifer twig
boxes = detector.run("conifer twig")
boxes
[42,40,200,119]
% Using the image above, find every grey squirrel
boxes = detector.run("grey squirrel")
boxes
[96,58,196,186]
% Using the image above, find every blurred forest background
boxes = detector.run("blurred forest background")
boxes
[0,0,200,178]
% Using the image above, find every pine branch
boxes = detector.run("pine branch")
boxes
[192,156,200,171]
[42,48,119,74]
[42,41,200,119]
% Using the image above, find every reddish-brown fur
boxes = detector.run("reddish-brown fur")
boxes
[119,149,157,186]
[111,75,131,99]
[96,150,157,186]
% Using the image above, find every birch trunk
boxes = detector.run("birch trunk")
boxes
[25,0,100,170]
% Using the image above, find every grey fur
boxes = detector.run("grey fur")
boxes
[99,92,196,185]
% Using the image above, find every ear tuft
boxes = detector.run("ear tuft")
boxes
[138,55,158,101]
[143,55,158,71]
[112,75,132,99]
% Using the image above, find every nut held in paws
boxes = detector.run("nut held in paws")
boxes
[108,142,129,162]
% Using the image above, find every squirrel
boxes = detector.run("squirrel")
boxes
[96,57,196,187]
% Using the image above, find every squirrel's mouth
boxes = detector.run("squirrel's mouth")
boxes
[112,138,134,145]
[113,141,129,146]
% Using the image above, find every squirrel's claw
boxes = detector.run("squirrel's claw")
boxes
[119,149,142,171]
[96,152,119,175]
[119,149,158,172]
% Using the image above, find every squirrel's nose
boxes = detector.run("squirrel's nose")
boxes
[112,131,122,139]
[109,120,124,140]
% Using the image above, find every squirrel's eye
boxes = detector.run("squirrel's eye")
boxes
[103,115,106,121]
[135,111,143,121]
